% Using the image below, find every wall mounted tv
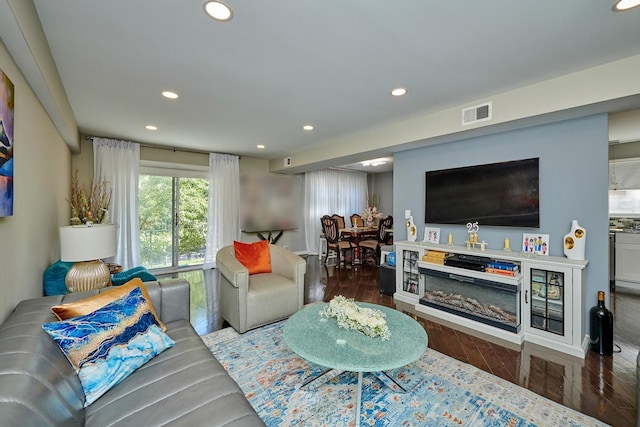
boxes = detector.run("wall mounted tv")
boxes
[425,158,539,228]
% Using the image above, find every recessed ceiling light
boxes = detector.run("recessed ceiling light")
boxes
[162,91,179,99]
[361,159,387,167]
[303,125,314,131]
[204,1,233,21]
[257,144,265,149]
[612,0,640,11]
[390,87,407,97]
[146,125,158,131]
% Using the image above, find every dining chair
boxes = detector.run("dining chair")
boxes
[350,213,363,228]
[321,215,353,266]
[331,214,346,230]
[358,215,393,266]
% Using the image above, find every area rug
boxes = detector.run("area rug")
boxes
[202,321,607,427]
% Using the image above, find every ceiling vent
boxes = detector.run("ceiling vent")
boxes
[462,102,492,126]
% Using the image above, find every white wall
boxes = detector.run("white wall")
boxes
[0,39,71,322]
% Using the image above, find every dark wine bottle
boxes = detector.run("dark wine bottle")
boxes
[589,291,613,355]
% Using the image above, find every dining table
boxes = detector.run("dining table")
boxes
[340,226,378,264]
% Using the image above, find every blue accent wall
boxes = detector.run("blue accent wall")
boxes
[394,114,609,330]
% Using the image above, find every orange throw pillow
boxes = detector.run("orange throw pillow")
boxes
[50,278,166,331]
[233,240,272,274]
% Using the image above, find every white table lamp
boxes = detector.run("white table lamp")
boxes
[60,224,117,292]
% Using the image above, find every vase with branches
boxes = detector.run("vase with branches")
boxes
[67,170,112,225]
[361,194,383,227]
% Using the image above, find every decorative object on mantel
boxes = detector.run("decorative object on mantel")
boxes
[424,227,440,244]
[67,170,112,225]
[503,237,511,252]
[522,232,549,256]
[448,232,454,245]
[465,221,485,250]
[564,219,586,260]
[319,295,391,340]
[406,215,417,241]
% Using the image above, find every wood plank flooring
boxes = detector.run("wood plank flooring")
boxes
[168,256,638,427]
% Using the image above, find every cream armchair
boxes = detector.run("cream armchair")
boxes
[217,244,306,333]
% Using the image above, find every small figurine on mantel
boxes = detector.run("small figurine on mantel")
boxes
[466,221,485,250]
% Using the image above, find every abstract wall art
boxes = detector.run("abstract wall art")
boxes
[0,68,14,217]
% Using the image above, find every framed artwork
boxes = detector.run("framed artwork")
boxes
[522,233,549,255]
[0,68,14,217]
[424,227,441,244]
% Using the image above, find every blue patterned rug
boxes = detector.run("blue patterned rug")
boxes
[202,321,607,427]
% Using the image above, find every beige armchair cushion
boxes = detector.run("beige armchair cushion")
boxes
[217,244,306,333]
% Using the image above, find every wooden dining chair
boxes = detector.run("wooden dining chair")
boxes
[321,215,353,266]
[350,213,363,228]
[359,215,393,266]
[331,214,346,230]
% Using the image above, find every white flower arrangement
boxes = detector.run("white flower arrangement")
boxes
[360,206,384,226]
[320,296,391,341]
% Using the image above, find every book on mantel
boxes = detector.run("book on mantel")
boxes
[422,250,449,265]
[486,261,519,276]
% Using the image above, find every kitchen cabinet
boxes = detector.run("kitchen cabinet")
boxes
[615,232,640,290]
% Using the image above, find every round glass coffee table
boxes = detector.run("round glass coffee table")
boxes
[283,302,428,426]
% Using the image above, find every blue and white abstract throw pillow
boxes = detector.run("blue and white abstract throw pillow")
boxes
[42,286,175,406]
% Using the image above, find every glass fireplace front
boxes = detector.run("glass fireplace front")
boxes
[418,267,521,333]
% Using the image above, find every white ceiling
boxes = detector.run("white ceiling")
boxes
[11,2,640,168]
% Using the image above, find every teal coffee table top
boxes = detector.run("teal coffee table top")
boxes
[283,302,428,373]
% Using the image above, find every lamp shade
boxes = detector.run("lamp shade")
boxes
[60,224,117,262]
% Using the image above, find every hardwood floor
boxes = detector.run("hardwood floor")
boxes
[165,256,638,427]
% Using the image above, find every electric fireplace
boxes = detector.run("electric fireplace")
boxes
[418,267,521,333]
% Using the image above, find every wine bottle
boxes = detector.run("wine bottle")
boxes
[589,291,613,355]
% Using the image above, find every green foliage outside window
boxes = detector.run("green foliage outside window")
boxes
[138,175,208,269]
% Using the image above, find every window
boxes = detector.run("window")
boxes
[139,162,208,271]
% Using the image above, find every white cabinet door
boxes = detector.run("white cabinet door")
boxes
[615,242,640,283]
[394,243,424,304]
[523,264,573,346]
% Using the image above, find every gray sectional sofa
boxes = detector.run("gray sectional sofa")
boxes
[0,278,265,426]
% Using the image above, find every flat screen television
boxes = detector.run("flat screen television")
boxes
[425,158,539,228]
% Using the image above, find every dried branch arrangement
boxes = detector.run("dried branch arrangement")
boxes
[67,170,112,224]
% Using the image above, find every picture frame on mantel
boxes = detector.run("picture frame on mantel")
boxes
[0,68,14,217]
[522,233,549,255]
[424,227,441,244]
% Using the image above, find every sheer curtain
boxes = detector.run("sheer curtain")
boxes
[204,153,240,269]
[304,169,368,254]
[93,138,141,270]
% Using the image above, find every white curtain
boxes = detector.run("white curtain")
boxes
[304,169,368,254]
[93,138,141,270]
[204,153,240,269]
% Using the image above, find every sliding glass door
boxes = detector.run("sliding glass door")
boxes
[139,174,208,271]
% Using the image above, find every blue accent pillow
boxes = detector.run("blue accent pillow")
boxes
[111,266,157,287]
[43,260,74,296]
[42,286,175,406]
